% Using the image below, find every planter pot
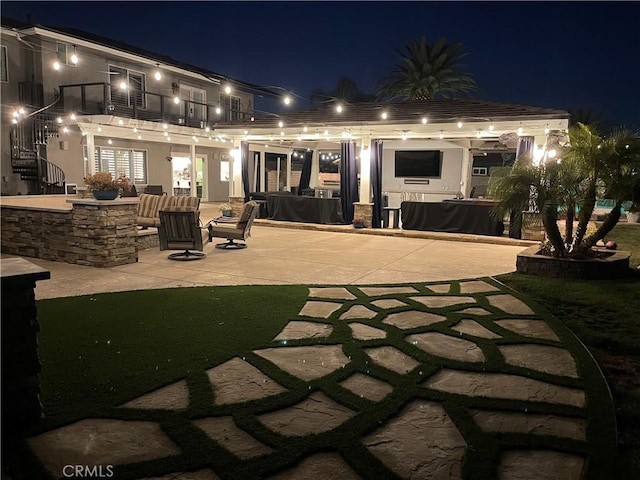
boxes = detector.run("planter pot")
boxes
[353,222,365,229]
[626,211,640,223]
[516,245,631,279]
[92,190,119,201]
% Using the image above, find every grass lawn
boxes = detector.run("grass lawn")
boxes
[498,222,640,478]
[3,280,618,479]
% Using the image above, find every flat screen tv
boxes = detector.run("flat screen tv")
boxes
[394,150,442,177]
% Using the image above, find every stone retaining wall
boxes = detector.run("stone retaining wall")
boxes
[1,199,139,267]
[516,245,631,279]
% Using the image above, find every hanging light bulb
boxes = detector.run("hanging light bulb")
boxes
[97,126,102,132]
[137,134,142,140]
[422,117,428,124]
[56,117,63,124]
[215,106,222,115]
[439,131,444,139]
[53,61,61,71]
[544,124,550,134]
[283,95,291,105]
[118,119,123,125]
[224,85,232,94]
[154,65,162,81]
[457,121,463,128]
[173,96,180,104]
[381,111,388,120]
[70,113,76,121]
[336,104,343,113]
[119,81,128,90]
[278,121,284,128]
[108,139,113,145]
[70,47,78,65]
[133,127,138,133]
[489,123,495,131]
[517,125,523,135]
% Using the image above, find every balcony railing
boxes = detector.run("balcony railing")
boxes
[55,82,250,128]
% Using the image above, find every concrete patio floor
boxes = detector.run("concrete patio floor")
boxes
[23,224,532,300]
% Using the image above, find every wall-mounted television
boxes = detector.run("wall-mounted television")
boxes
[394,150,442,177]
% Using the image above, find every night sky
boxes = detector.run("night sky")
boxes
[3,1,639,127]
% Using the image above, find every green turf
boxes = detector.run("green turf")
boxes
[4,281,619,479]
[498,272,640,478]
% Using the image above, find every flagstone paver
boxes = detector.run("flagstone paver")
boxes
[498,450,585,480]
[299,300,342,318]
[498,344,579,378]
[382,310,446,329]
[458,307,492,315]
[458,280,500,293]
[358,286,418,296]
[193,416,273,459]
[452,319,502,339]
[273,321,333,341]
[349,322,387,340]
[495,319,560,341]
[424,369,585,407]
[340,305,377,320]
[267,452,362,480]
[471,410,586,441]
[407,332,485,362]
[426,283,451,293]
[364,346,420,374]
[27,278,615,479]
[121,380,190,410]
[206,357,286,405]
[371,298,407,309]
[308,287,357,300]
[254,345,350,381]
[28,419,181,478]
[363,400,466,480]
[339,373,394,401]
[410,295,476,308]
[487,294,535,315]
[258,391,356,436]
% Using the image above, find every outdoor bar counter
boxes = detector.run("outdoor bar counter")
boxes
[401,200,504,236]
[267,195,343,224]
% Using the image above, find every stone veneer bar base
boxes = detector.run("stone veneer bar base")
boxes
[1,258,50,429]
[1,198,139,267]
[516,245,631,279]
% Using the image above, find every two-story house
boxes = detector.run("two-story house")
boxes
[1,17,279,199]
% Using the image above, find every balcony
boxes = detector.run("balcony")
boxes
[54,82,249,128]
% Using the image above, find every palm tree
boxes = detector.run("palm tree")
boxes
[376,36,477,101]
[490,123,640,258]
[310,77,375,105]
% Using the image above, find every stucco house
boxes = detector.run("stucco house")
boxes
[1,17,277,199]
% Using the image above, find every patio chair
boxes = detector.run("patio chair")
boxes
[207,201,259,249]
[158,207,208,260]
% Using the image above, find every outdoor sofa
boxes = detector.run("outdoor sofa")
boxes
[137,193,200,228]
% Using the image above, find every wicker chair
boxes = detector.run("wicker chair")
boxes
[207,201,259,249]
[158,207,208,260]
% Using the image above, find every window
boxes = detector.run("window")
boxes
[222,95,242,121]
[1,46,7,82]
[95,147,147,184]
[109,65,146,108]
[220,156,230,181]
[56,43,76,66]
[472,167,488,176]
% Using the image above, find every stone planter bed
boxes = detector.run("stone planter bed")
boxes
[516,244,631,279]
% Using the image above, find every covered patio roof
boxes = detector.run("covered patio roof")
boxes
[212,99,570,148]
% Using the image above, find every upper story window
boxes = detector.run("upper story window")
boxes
[222,95,242,121]
[109,65,146,109]
[472,167,488,176]
[1,46,8,82]
[56,43,77,66]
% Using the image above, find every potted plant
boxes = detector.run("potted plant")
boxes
[84,172,132,200]
[219,203,232,217]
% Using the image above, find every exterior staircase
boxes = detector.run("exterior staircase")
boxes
[10,112,66,194]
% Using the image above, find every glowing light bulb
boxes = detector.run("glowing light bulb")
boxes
[457,121,463,128]
[154,70,161,81]
[53,61,60,70]
[173,96,180,104]
[133,127,138,133]
[163,131,168,137]
[439,131,444,139]
[303,126,308,132]
[137,134,142,140]
[118,119,123,125]
[517,126,523,135]
[224,85,232,94]
[381,111,388,120]
[163,123,168,130]
[108,139,113,145]
[97,126,102,132]
[283,95,291,105]
[422,117,428,124]
[57,117,63,124]
[489,123,495,131]
[70,53,78,64]
[215,107,221,115]
[119,81,128,90]
[278,121,284,128]
[70,113,76,120]
[336,104,343,113]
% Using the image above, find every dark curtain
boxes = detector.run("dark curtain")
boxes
[298,150,313,195]
[340,140,358,224]
[370,139,383,228]
[241,141,250,202]
[510,136,535,239]
[515,136,535,162]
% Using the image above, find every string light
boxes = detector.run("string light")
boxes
[457,121,463,128]
[70,46,78,65]
[381,111,388,120]
[119,81,128,90]
[108,139,112,144]
[439,131,444,139]
[422,117,428,124]
[173,96,180,104]
[215,106,222,115]
[137,134,142,140]
[154,64,162,81]
[70,113,76,120]
[53,61,60,71]
[544,124,550,134]
[283,95,291,105]
[517,125,523,135]
[335,104,343,113]
[278,121,284,128]
[57,117,63,123]
[224,85,232,94]
[489,123,495,131]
